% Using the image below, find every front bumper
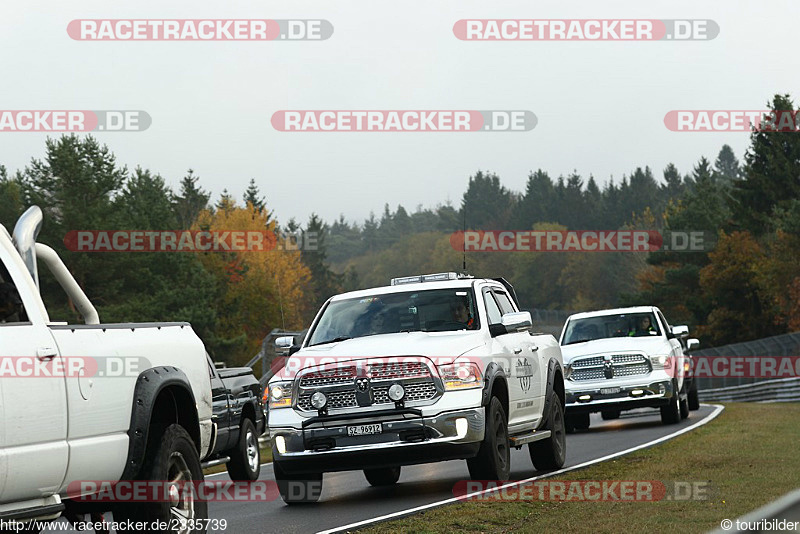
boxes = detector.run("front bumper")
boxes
[270,407,485,474]
[565,378,675,414]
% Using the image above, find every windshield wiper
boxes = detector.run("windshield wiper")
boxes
[310,336,351,346]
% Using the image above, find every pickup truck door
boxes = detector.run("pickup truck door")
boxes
[483,288,532,433]
[209,357,232,454]
[490,289,544,429]
[0,256,68,503]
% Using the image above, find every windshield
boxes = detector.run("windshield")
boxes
[561,312,661,345]
[307,287,480,345]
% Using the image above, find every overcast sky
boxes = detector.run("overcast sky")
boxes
[1,1,797,226]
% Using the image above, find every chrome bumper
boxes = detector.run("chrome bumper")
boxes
[270,407,485,473]
[565,379,675,410]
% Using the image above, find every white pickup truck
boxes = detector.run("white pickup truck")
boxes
[267,273,566,504]
[0,207,213,532]
[559,306,697,429]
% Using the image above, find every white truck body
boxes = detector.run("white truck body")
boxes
[0,207,212,521]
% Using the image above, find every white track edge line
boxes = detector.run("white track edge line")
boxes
[317,403,725,534]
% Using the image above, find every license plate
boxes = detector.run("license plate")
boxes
[600,387,621,395]
[347,423,382,436]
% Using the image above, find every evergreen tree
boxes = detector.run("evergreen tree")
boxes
[173,169,210,229]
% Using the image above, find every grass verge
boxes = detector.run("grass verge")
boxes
[360,403,800,533]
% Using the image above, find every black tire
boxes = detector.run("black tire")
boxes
[226,418,261,481]
[116,424,207,533]
[566,412,590,431]
[688,381,700,411]
[660,381,681,425]
[679,392,690,420]
[529,393,567,471]
[364,466,401,486]
[601,410,621,420]
[467,396,510,481]
[565,417,576,434]
[273,460,323,504]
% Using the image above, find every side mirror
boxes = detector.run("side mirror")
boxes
[686,338,700,352]
[671,325,690,339]
[501,311,533,333]
[275,336,294,351]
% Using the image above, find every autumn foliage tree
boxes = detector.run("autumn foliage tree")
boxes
[195,200,311,365]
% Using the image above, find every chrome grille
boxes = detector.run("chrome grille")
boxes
[294,358,441,412]
[298,390,357,411]
[570,353,651,381]
[299,366,356,388]
[614,363,651,376]
[572,356,603,368]
[369,362,431,380]
[612,354,645,364]
[572,367,606,381]
[373,382,437,404]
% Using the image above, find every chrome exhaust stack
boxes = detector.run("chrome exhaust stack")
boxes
[11,205,100,325]
[12,205,43,288]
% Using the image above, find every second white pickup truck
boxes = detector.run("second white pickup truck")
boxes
[268,272,566,504]
[0,207,214,532]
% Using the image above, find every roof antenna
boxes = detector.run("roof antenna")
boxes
[462,207,467,274]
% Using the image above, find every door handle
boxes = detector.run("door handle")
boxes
[513,348,522,354]
[37,347,58,361]
[531,345,539,352]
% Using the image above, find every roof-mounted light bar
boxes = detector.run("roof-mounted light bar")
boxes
[390,272,470,286]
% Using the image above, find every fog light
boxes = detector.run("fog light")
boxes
[631,389,644,397]
[275,435,286,454]
[455,417,468,438]
[311,391,327,410]
[388,383,405,402]
[578,394,592,402]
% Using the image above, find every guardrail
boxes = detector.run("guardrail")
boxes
[698,377,800,403]
[711,487,800,532]
[694,331,800,390]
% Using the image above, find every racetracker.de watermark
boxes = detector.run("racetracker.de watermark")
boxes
[689,356,800,378]
[453,480,714,502]
[271,110,537,132]
[665,110,800,132]
[63,230,318,252]
[67,480,279,502]
[449,230,711,252]
[0,111,150,132]
[68,19,333,41]
[0,356,150,378]
[453,19,718,41]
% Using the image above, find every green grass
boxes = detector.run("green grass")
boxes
[203,446,272,476]
[360,403,800,533]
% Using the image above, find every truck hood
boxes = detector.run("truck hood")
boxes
[561,336,670,364]
[285,331,486,372]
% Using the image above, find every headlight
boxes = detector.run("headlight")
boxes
[269,381,293,409]
[564,364,573,380]
[437,362,483,391]
[649,354,668,367]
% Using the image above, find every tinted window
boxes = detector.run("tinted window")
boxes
[493,290,516,315]
[308,287,480,345]
[483,292,503,325]
[0,262,28,324]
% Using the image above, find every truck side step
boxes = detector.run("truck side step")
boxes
[201,456,230,469]
[509,430,551,448]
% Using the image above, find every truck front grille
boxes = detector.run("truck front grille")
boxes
[294,357,441,413]
[570,353,651,381]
